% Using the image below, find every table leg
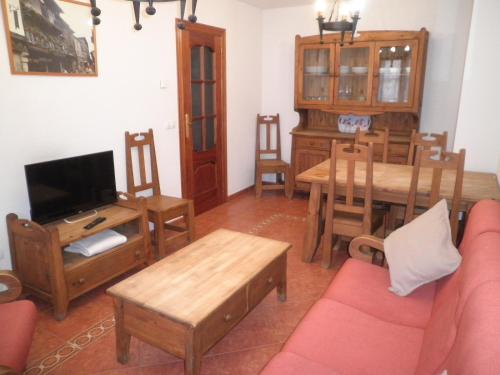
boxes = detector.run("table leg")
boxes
[113,298,131,364]
[185,329,202,375]
[302,183,322,263]
[277,254,287,302]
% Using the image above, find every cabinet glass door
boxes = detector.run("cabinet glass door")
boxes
[374,41,418,106]
[299,44,334,105]
[334,43,373,106]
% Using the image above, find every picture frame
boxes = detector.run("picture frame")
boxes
[1,0,98,76]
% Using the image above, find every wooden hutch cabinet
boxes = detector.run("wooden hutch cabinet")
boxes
[292,29,429,190]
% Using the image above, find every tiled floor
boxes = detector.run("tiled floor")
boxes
[24,191,347,374]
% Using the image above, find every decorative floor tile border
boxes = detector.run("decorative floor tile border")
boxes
[248,213,306,235]
[24,315,115,375]
[23,213,306,374]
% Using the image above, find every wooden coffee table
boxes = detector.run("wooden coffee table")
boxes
[107,229,291,374]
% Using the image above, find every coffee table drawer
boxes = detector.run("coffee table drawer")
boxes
[248,256,284,308]
[200,288,247,351]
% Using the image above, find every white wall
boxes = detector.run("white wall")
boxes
[261,0,474,163]
[0,0,262,268]
[454,0,500,175]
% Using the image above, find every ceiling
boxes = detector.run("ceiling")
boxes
[238,0,315,9]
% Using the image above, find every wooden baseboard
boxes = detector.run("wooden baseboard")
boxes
[228,185,255,200]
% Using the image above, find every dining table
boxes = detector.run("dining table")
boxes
[296,159,500,263]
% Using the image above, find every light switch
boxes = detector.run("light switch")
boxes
[160,80,167,89]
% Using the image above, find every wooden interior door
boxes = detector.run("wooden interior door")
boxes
[176,22,227,215]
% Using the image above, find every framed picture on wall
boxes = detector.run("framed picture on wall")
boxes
[1,0,98,76]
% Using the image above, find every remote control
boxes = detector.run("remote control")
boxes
[84,217,106,230]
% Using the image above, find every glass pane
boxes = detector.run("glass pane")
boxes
[191,46,201,80]
[378,45,413,104]
[206,117,216,150]
[204,47,214,80]
[205,83,214,115]
[191,83,202,117]
[338,47,369,102]
[303,48,330,102]
[192,119,202,152]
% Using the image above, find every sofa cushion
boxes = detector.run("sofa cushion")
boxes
[459,199,500,255]
[260,352,341,375]
[443,281,500,375]
[0,300,37,373]
[323,258,435,328]
[283,298,424,375]
[416,232,500,374]
[384,199,462,296]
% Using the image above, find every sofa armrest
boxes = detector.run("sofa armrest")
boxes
[348,235,386,266]
[0,271,22,304]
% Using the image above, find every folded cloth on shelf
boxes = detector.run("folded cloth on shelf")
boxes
[65,229,127,257]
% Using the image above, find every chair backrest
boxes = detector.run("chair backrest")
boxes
[355,128,389,163]
[404,147,466,244]
[326,140,374,231]
[407,129,448,165]
[256,114,282,161]
[125,129,161,196]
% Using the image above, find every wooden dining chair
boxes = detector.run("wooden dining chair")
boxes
[321,141,386,269]
[407,130,448,165]
[355,128,389,163]
[388,130,449,229]
[404,147,466,245]
[255,114,292,199]
[125,129,195,259]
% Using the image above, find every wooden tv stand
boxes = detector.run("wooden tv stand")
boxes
[7,192,151,320]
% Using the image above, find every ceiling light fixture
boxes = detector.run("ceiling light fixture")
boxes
[315,0,361,46]
[89,0,198,31]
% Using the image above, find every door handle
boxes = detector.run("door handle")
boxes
[185,113,192,140]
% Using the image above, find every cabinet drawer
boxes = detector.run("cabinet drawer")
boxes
[66,238,144,298]
[248,255,285,308]
[295,137,331,151]
[200,288,247,352]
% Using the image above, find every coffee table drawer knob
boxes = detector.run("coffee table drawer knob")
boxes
[267,276,274,284]
[224,313,232,322]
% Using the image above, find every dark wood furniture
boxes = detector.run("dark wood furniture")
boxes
[297,159,500,263]
[255,114,292,198]
[291,29,429,191]
[107,229,291,375]
[125,129,195,259]
[355,128,389,163]
[322,141,385,268]
[6,193,150,320]
[406,148,466,244]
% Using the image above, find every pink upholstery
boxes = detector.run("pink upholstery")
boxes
[0,300,37,374]
[261,200,500,375]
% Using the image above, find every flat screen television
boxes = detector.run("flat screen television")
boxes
[25,151,117,224]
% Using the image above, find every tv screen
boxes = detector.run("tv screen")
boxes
[25,151,117,224]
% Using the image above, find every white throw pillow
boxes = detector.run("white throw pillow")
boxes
[385,199,462,296]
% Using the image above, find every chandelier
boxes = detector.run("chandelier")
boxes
[89,0,198,31]
[315,0,361,45]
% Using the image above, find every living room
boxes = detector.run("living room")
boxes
[0,0,499,374]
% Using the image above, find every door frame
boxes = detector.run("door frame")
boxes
[176,20,228,204]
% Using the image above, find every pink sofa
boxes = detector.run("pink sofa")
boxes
[261,199,500,375]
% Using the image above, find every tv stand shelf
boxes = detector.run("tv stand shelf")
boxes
[7,192,151,320]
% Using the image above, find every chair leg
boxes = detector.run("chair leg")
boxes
[321,229,334,269]
[255,166,263,198]
[155,214,166,259]
[284,167,293,199]
[186,200,195,242]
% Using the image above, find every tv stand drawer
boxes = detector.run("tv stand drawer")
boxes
[66,237,145,298]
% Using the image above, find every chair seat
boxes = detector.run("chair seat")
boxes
[333,208,385,235]
[145,195,191,214]
[257,159,288,168]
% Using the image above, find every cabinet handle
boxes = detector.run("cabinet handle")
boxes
[224,313,232,322]
[267,276,274,284]
[76,278,85,285]
[185,113,192,139]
